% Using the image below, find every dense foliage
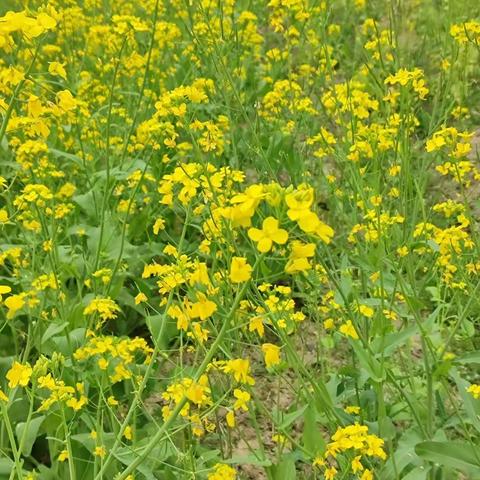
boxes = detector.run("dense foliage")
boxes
[1,0,480,479]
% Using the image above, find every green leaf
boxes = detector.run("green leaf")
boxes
[226,454,272,467]
[371,325,417,356]
[52,328,86,355]
[146,314,176,349]
[450,370,480,433]
[113,448,156,480]
[0,458,14,475]
[455,352,480,364]
[278,405,307,430]
[401,466,429,480]
[380,430,423,479]
[72,432,115,451]
[15,415,45,456]
[73,190,98,218]
[50,148,85,168]
[302,406,325,456]
[381,447,416,479]
[41,322,68,346]
[197,449,221,464]
[271,457,296,480]
[350,340,385,381]
[415,441,480,472]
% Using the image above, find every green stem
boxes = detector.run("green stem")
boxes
[113,275,253,480]
[1,402,23,480]
[93,38,127,272]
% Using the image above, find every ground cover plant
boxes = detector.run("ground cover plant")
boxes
[1,0,480,478]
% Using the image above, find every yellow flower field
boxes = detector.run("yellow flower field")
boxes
[1,0,480,478]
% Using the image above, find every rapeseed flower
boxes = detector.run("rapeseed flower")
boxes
[229,257,253,283]
[6,361,32,388]
[248,217,288,253]
[261,343,281,368]
[83,297,121,321]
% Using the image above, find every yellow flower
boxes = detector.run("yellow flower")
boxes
[358,304,374,318]
[189,293,217,320]
[83,297,121,321]
[467,384,480,399]
[0,388,8,402]
[153,218,165,234]
[323,318,335,330]
[248,216,288,253]
[35,12,57,33]
[0,285,11,301]
[66,396,87,411]
[249,315,264,337]
[285,241,315,274]
[6,361,32,388]
[107,395,119,406]
[426,135,446,152]
[124,425,133,440]
[57,90,77,111]
[134,292,148,305]
[296,211,334,243]
[325,466,337,480]
[186,382,209,405]
[339,320,359,339]
[361,469,373,480]
[48,61,67,80]
[94,446,106,458]
[93,268,112,284]
[226,410,235,428]
[97,358,108,370]
[369,271,380,282]
[0,209,8,223]
[229,257,252,283]
[261,343,281,368]
[352,455,364,473]
[272,433,287,445]
[42,240,53,252]
[58,449,69,462]
[163,244,178,256]
[345,405,361,414]
[233,389,251,411]
[208,463,236,480]
[285,185,314,220]
[327,423,387,460]
[4,294,25,319]
[222,358,255,385]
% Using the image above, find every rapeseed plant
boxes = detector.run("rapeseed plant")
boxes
[1,0,480,479]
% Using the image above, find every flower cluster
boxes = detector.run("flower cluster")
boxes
[0,1,479,479]
[315,423,387,480]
